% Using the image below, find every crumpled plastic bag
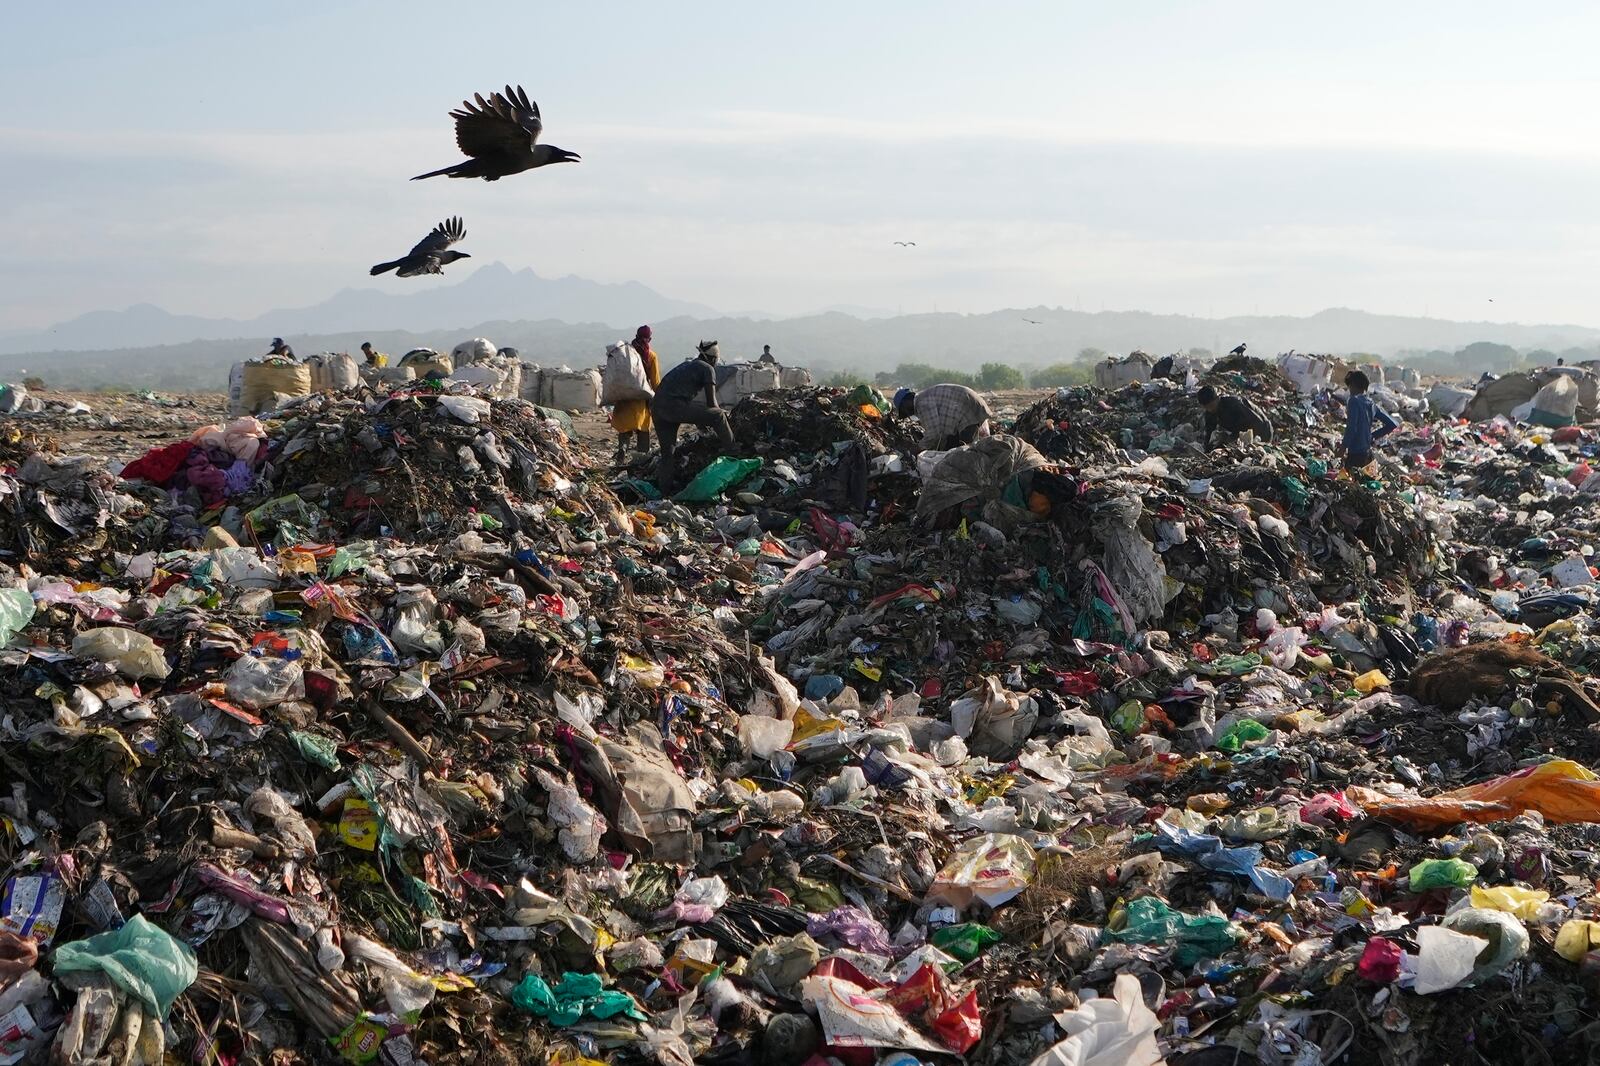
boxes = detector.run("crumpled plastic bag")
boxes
[1356,758,1600,828]
[1263,625,1307,669]
[1027,972,1162,1066]
[657,875,730,924]
[928,833,1036,909]
[1151,822,1292,900]
[806,905,895,955]
[950,676,1039,758]
[1409,857,1478,890]
[224,654,305,710]
[1440,906,1529,985]
[1470,885,1549,919]
[1103,896,1242,966]
[674,456,763,503]
[71,628,170,681]
[1412,925,1486,994]
[511,972,644,1026]
[0,587,35,645]
[437,395,491,424]
[52,915,197,1019]
[534,769,607,862]
[1556,919,1600,962]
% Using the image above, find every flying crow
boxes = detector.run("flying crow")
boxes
[412,85,580,181]
[893,241,916,246]
[1022,317,1042,325]
[370,216,471,277]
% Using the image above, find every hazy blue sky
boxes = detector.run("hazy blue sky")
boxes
[8,1,1600,329]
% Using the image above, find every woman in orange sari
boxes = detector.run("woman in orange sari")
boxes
[611,325,661,463]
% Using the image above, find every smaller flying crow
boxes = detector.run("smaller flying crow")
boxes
[371,216,471,277]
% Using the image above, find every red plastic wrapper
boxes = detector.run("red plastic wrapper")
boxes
[933,989,983,1053]
[883,963,949,1021]
[1358,936,1402,983]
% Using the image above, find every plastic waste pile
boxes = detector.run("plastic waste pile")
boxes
[13,365,1600,1066]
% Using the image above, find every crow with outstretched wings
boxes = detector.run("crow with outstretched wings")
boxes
[412,85,580,181]
[371,216,471,277]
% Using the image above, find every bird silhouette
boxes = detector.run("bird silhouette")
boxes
[412,86,580,181]
[1229,342,1248,356]
[892,241,916,247]
[1022,317,1042,325]
[370,216,471,277]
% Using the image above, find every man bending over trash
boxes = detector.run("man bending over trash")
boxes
[651,340,735,493]
[1337,369,1397,473]
[1196,384,1273,450]
[894,384,993,451]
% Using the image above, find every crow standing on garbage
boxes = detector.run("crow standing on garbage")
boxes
[412,85,581,181]
[1230,342,1248,356]
[370,217,471,277]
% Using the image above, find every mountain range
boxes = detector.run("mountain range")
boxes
[4,263,1600,390]
[0,263,724,355]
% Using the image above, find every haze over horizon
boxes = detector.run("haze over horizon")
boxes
[9,1,1600,333]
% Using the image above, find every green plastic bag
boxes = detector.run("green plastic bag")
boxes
[290,730,341,770]
[1409,858,1478,890]
[52,914,198,1019]
[674,457,763,503]
[1215,719,1270,753]
[1111,700,1146,736]
[929,923,1002,963]
[1103,896,1242,967]
[1282,476,1311,512]
[512,972,645,1026]
[0,587,35,645]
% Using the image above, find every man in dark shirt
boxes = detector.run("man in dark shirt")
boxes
[266,337,296,361]
[1196,385,1273,450]
[651,340,736,492]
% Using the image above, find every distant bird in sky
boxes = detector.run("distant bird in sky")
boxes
[1022,317,1042,325]
[892,241,916,247]
[1229,342,1248,356]
[370,216,471,277]
[1488,298,1495,302]
[412,85,580,181]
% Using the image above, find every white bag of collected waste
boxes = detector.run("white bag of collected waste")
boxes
[543,366,602,411]
[1530,373,1579,425]
[716,362,781,406]
[1279,352,1336,393]
[601,342,654,404]
[779,366,813,389]
[238,360,312,415]
[451,337,497,365]
[400,348,454,379]
[304,352,359,392]
[1427,383,1473,418]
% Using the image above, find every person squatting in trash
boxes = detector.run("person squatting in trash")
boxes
[894,384,993,451]
[611,325,661,463]
[360,342,389,368]
[651,340,734,492]
[1338,368,1397,472]
[1196,384,1273,450]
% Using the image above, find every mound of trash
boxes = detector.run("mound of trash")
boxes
[10,366,1600,1065]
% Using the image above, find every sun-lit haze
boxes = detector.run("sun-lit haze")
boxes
[8,0,1600,331]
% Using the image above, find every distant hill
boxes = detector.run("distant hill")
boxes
[0,263,720,355]
[4,294,1600,392]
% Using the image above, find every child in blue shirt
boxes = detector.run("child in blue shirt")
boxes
[1339,369,1398,472]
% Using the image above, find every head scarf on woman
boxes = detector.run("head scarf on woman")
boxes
[634,325,652,352]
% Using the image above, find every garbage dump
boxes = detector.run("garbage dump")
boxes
[13,361,1600,1066]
